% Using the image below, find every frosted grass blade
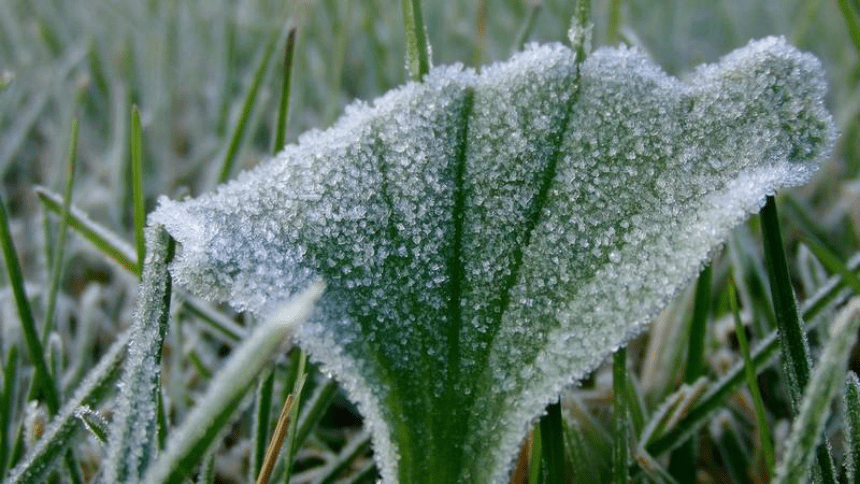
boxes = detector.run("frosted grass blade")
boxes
[843,372,860,482]
[152,38,836,482]
[773,299,860,484]
[36,188,246,342]
[141,281,324,484]
[6,331,129,484]
[401,0,430,80]
[102,227,174,483]
[36,187,138,274]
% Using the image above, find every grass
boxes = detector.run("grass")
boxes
[0,0,859,482]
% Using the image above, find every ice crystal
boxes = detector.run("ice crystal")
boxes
[152,37,835,483]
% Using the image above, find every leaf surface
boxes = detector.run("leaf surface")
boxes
[152,37,835,483]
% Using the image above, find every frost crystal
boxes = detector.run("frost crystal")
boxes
[151,37,835,483]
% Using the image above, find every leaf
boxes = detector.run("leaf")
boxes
[151,37,835,483]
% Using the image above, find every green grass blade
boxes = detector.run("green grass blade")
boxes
[835,0,860,53]
[141,282,324,484]
[843,372,860,482]
[103,227,174,483]
[805,242,860,295]
[774,299,860,484]
[710,415,752,484]
[317,431,373,484]
[510,3,542,53]
[36,189,246,342]
[607,0,622,44]
[0,193,60,414]
[729,284,775,476]
[760,196,838,483]
[645,253,860,458]
[6,330,129,484]
[253,370,275,479]
[272,28,296,155]
[216,29,280,184]
[401,0,430,80]
[684,264,711,382]
[613,348,629,484]
[669,264,710,482]
[539,400,567,483]
[760,196,812,405]
[43,117,78,345]
[36,187,138,274]
[529,426,542,484]
[131,105,146,273]
[572,0,592,60]
[295,377,339,449]
[280,350,307,484]
[0,345,18,476]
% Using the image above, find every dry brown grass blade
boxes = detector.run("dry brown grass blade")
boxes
[256,394,296,484]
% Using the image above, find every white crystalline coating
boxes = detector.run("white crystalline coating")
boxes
[151,38,835,483]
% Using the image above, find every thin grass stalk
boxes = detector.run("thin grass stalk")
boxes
[280,350,307,484]
[0,193,60,414]
[729,284,775,477]
[216,29,280,184]
[0,346,18,476]
[760,196,837,482]
[804,240,860,295]
[318,431,373,484]
[843,372,860,482]
[613,348,629,484]
[510,2,542,53]
[774,299,860,483]
[540,400,567,483]
[295,377,338,448]
[256,393,294,484]
[253,370,275,479]
[401,0,430,80]
[835,0,860,53]
[131,105,146,273]
[43,117,78,344]
[529,427,542,484]
[607,0,622,44]
[272,28,296,154]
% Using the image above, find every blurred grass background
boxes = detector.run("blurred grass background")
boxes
[1,0,859,482]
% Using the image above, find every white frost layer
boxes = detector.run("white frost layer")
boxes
[152,37,835,483]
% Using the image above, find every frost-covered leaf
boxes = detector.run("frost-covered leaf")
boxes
[151,37,835,483]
